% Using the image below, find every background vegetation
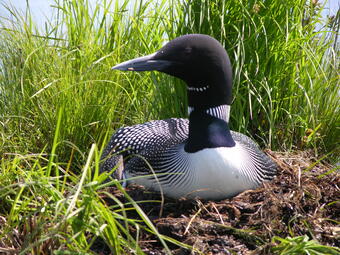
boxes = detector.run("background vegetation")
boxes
[0,0,339,254]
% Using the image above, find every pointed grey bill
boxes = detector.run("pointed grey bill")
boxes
[112,52,172,71]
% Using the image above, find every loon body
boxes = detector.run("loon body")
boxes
[101,34,276,200]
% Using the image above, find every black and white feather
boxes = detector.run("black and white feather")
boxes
[100,118,276,199]
[100,34,277,199]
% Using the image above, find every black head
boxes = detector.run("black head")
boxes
[112,34,233,108]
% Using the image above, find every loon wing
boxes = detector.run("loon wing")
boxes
[229,131,277,182]
[100,118,189,176]
[101,118,276,186]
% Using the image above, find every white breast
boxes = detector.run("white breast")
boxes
[127,142,259,200]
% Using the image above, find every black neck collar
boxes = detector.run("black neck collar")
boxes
[184,109,235,153]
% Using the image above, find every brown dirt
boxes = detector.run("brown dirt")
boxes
[102,150,340,254]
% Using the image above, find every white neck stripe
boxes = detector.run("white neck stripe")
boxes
[187,85,209,92]
[188,105,230,122]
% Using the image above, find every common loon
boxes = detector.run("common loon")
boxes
[100,34,276,200]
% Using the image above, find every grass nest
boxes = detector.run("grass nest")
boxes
[100,150,339,254]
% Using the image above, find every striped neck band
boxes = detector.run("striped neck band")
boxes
[188,104,230,122]
[187,85,210,92]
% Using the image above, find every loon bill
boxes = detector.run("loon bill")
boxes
[100,34,277,200]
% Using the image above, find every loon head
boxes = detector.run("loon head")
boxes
[112,34,233,109]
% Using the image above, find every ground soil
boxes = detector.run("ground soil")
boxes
[101,150,339,255]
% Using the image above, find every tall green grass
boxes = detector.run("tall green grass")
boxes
[0,0,338,161]
[0,0,185,165]
[0,0,187,253]
[0,0,339,253]
[0,143,189,254]
[180,0,339,156]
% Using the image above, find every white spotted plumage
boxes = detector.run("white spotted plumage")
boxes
[100,34,277,199]
[100,117,276,199]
